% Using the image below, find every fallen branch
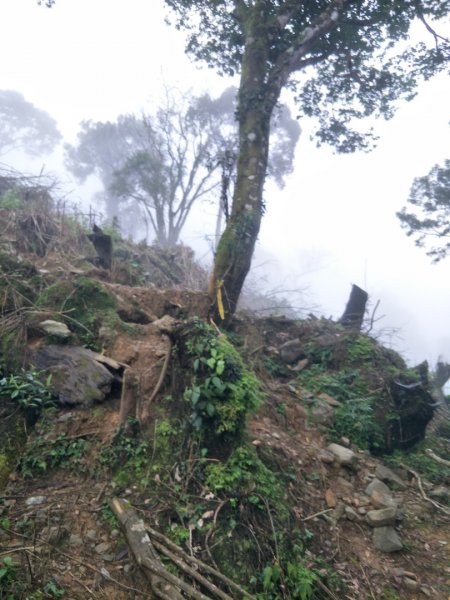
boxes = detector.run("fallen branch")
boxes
[110,497,214,600]
[425,448,450,467]
[146,523,256,600]
[400,465,450,516]
[148,339,172,404]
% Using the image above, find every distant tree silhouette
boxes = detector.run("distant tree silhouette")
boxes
[398,159,450,262]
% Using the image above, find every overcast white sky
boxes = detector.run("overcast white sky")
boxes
[1,0,449,366]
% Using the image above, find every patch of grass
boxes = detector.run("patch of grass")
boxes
[387,436,450,491]
[36,277,117,349]
[181,318,262,448]
[329,396,384,451]
[19,433,91,478]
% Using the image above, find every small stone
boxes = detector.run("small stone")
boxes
[318,449,335,464]
[366,507,397,527]
[85,529,97,541]
[272,432,280,439]
[325,489,337,508]
[279,339,304,364]
[25,496,47,507]
[95,542,111,554]
[69,534,83,547]
[357,507,367,515]
[57,412,74,423]
[373,526,403,553]
[39,319,71,339]
[403,577,419,591]
[375,464,408,490]
[291,358,309,372]
[317,392,341,407]
[332,502,345,521]
[102,554,114,562]
[327,443,358,468]
[365,479,397,509]
[35,510,47,523]
[344,506,359,521]
[340,436,350,447]
[420,585,432,597]
[111,529,120,539]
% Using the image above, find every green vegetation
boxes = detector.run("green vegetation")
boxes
[98,418,182,488]
[0,190,22,210]
[182,318,262,445]
[0,369,53,421]
[37,277,117,349]
[387,437,450,493]
[330,396,385,451]
[0,553,65,600]
[19,432,91,478]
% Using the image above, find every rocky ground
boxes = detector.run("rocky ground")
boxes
[0,198,449,599]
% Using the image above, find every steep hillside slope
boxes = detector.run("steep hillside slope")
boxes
[0,185,449,600]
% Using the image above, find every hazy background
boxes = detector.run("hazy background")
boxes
[1,0,449,366]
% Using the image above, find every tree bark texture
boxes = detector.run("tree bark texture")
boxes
[209,13,277,323]
[339,284,368,331]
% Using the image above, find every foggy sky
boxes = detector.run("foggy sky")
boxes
[1,0,449,367]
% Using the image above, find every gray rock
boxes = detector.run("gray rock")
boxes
[317,449,335,464]
[332,502,346,521]
[428,485,450,500]
[365,478,397,509]
[327,443,358,468]
[40,526,68,545]
[85,529,98,541]
[373,526,403,552]
[311,401,335,426]
[375,464,408,490]
[31,345,118,407]
[344,506,359,521]
[95,542,111,554]
[39,319,71,339]
[366,507,397,527]
[25,496,47,506]
[403,577,419,591]
[279,339,304,364]
[69,534,83,547]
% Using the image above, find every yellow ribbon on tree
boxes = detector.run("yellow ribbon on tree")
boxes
[216,280,225,320]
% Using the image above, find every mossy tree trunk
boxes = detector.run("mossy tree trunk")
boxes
[209,11,278,322]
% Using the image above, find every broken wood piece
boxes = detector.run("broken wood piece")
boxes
[145,524,257,600]
[109,497,185,600]
[109,497,215,600]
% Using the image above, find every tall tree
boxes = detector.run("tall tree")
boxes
[397,158,450,262]
[0,90,61,158]
[66,87,299,246]
[164,0,450,321]
[65,115,144,222]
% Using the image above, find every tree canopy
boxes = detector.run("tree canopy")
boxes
[397,158,450,262]
[0,90,61,158]
[66,87,300,246]
[164,0,450,321]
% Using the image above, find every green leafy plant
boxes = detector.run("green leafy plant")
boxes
[329,396,384,450]
[253,561,317,600]
[204,445,284,510]
[345,335,378,363]
[0,369,53,421]
[42,579,65,597]
[183,319,262,439]
[0,556,18,597]
[19,433,90,478]
[0,191,22,211]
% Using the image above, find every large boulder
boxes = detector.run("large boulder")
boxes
[30,345,120,407]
